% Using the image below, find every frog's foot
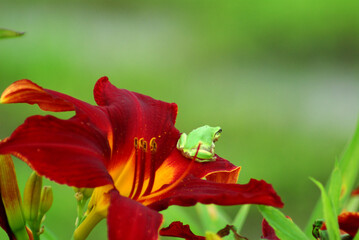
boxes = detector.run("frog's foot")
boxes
[194,156,217,163]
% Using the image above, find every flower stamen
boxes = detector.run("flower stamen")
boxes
[128,138,139,199]
[132,138,147,200]
[143,138,157,196]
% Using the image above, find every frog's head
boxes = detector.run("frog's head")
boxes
[212,127,222,142]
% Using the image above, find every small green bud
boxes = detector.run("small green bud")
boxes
[73,187,94,202]
[0,154,29,240]
[39,186,53,216]
[82,188,94,200]
[23,172,42,224]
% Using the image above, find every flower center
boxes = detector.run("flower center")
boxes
[111,137,200,204]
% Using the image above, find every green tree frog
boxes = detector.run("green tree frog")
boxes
[176,125,222,162]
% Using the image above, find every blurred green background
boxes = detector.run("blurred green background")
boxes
[1,0,359,239]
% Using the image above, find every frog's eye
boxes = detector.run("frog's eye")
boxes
[213,129,222,142]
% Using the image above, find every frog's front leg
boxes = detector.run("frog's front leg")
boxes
[176,133,187,150]
[192,145,216,162]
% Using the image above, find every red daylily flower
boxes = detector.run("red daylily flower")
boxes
[0,77,283,240]
[321,211,359,237]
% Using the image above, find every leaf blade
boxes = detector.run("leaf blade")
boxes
[258,205,309,240]
[305,121,359,236]
[311,178,341,240]
[231,204,250,234]
[0,28,24,38]
[328,164,342,215]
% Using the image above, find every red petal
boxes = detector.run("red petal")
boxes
[321,212,359,237]
[183,153,240,181]
[108,190,163,240]
[93,77,180,173]
[337,212,359,237]
[0,115,113,187]
[152,150,241,193]
[146,176,284,211]
[1,79,114,138]
[205,169,240,184]
[203,155,241,184]
[261,218,279,240]
[0,79,75,112]
[159,221,205,240]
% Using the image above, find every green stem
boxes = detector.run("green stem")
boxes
[13,227,30,240]
[32,232,40,240]
[76,200,85,228]
[73,208,104,240]
[29,220,40,240]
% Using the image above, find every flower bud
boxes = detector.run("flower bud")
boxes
[23,171,42,224]
[73,187,94,202]
[0,154,30,240]
[39,186,53,216]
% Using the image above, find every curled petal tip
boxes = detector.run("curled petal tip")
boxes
[99,76,109,81]
[94,77,111,106]
[1,79,39,103]
[0,80,75,111]
[206,166,241,184]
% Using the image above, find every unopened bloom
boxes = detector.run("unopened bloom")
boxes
[0,154,32,240]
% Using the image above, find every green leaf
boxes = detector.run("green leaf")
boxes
[231,204,250,234]
[328,164,342,215]
[338,121,359,206]
[353,231,359,240]
[258,205,309,240]
[345,195,359,212]
[0,28,24,38]
[305,121,359,236]
[311,178,341,240]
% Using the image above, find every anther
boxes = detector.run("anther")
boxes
[150,138,157,152]
[134,137,138,149]
[142,140,147,152]
[139,138,144,149]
